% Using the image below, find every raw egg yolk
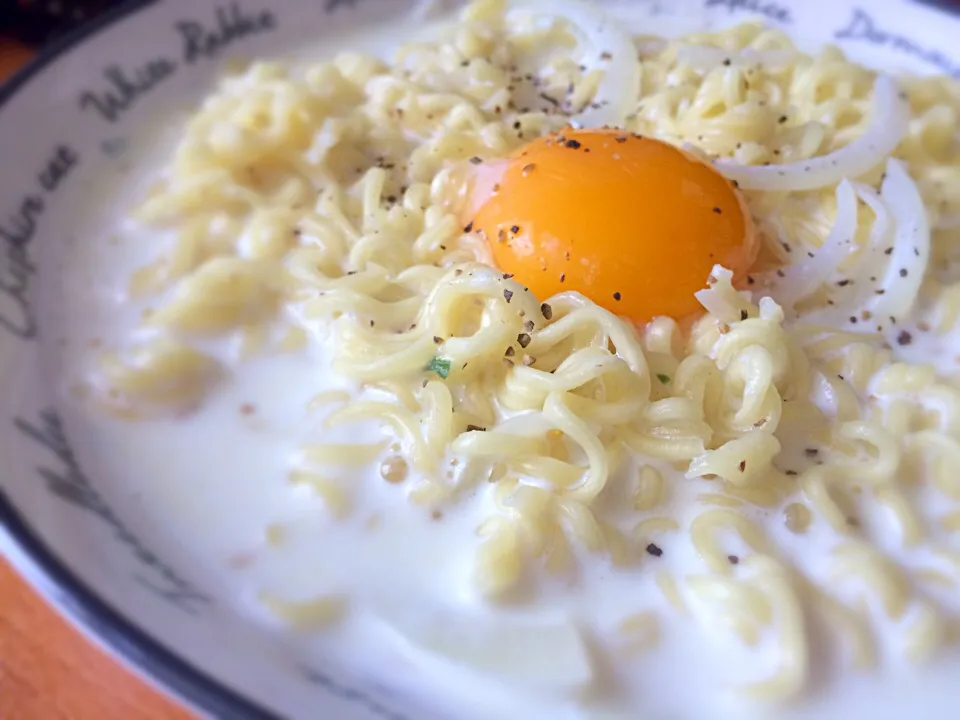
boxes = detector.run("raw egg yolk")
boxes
[464,129,757,323]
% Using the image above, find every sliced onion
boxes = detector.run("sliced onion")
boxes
[695,265,755,323]
[841,181,893,308]
[379,605,593,689]
[715,75,909,192]
[865,158,930,321]
[768,179,859,307]
[794,160,929,330]
[675,44,796,71]
[510,0,640,128]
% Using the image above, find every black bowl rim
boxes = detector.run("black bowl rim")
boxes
[0,1,958,720]
[0,4,277,717]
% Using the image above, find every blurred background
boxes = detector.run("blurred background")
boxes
[1,0,120,46]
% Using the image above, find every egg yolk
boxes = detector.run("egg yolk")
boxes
[464,129,758,323]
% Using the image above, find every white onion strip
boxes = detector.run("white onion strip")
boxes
[866,159,930,321]
[676,44,796,71]
[510,0,640,128]
[840,181,893,310]
[792,161,929,331]
[715,76,909,192]
[769,180,859,307]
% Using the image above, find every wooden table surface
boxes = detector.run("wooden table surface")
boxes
[0,39,195,720]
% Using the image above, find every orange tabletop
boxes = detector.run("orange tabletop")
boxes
[0,40,195,720]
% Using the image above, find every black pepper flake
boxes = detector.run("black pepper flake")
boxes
[511,225,520,234]
[805,448,819,457]
[897,330,913,346]
[837,279,851,287]
[781,242,792,253]
[503,273,514,279]
[513,121,522,130]
[722,58,731,66]
[541,303,553,320]
[738,460,746,472]
[600,51,613,60]
[615,136,628,143]
[728,555,739,565]
[785,470,799,476]
[463,221,474,233]
[565,139,582,149]
[433,336,443,344]
[884,247,893,255]
[613,291,622,301]
[469,156,482,165]
[539,92,560,107]
[466,424,487,432]
[645,543,663,558]
[740,310,748,321]
[503,289,514,302]
[560,273,566,283]
[776,269,785,278]
[899,268,908,277]
[778,115,788,124]
[517,333,532,348]
[505,346,516,357]
[747,275,755,285]
[712,207,722,214]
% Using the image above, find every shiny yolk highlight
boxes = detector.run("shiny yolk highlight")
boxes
[464,129,757,323]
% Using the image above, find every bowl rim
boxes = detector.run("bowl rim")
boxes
[0,4,276,717]
[0,1,957,720]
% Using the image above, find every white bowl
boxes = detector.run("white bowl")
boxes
[0,1,958,718]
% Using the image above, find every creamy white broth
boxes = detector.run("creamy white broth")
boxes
[56,236,960,719]
[53,3,960,719]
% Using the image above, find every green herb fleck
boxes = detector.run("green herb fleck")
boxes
[427,356,452,379]
[656,373,671,384]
